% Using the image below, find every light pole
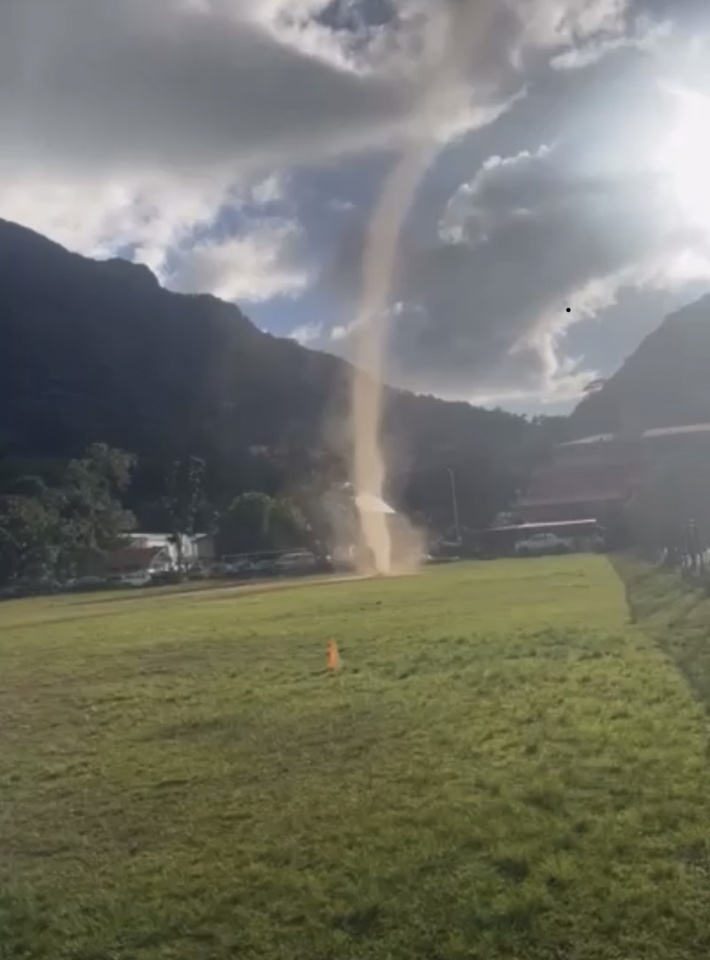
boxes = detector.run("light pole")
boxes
[443,466,462,545]
[410,465,462,545]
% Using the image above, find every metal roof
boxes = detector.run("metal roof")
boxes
[355,493,396,515]
[560,423,710,447]
[484,519,600,533]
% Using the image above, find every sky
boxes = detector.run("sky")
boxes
[2,0,710,413]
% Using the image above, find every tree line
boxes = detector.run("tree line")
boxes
[0,444,360,591]
[0,408,568,592]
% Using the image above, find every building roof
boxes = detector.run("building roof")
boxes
[129,532,211,542]
[558,433,615,447]
[520,490,629,507]
[355,493,396,515]
[520,461,639,507]
[560,423,710,448]
[644,423,710,438]
[486,519,600,534]
[129,533,173,545]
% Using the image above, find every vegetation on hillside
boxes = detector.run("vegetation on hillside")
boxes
[0,219,543,541]
[571,294,710,436]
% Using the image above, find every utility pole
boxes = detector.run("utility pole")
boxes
[410,465,462,545]
[443,466,462,545]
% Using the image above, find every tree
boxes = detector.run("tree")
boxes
[0,444,136,586]
[269,497,309,550]
[58,444,136,575]
[217,492,307,555]
[0,487,62,585]
[265,448,354,561]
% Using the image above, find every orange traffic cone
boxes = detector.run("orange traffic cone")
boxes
[327,639,341,672]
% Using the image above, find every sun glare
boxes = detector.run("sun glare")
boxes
[659,84,710,230]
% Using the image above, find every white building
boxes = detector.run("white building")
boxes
[127,533,215,569]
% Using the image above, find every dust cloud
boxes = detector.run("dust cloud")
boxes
[350,0,481,575]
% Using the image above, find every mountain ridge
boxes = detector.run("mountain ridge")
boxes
[571,293,710,437]
[0,218,530,531]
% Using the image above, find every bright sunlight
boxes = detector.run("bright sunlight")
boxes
[660,83,710,230]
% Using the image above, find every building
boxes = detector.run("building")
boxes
[517,423,710,536]
[354,493,396,517]
[105,532,216,579]
[128,533,215,568]
[518,437,643,527]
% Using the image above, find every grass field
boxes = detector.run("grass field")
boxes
[3,557,710,959]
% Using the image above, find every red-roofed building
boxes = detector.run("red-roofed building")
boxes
[518,423,710,531]
[518,456,643,524]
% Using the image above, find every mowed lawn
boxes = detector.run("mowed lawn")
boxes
[2,558,710,960]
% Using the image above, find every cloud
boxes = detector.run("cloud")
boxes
[289,321,324,345]
[0,0,642,267]
[0,0,417,286]
[0,168,312,301]
[550,13,673,69]
[6,0,698,404]
[249,174,287,206]
[0,171,234,274]
[168,219,312,303]
[381,130,710,404]
[0,0,408,180]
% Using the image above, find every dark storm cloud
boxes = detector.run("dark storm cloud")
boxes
[0,0,411,178]
[0,0,651,181]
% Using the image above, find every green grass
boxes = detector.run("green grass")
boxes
[2,557,710,959]
[614,555,710,720]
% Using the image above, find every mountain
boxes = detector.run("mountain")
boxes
[571,295,710,437]
[0,219,531,531]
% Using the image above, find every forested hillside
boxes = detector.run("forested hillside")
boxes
[0,219,532,533]
[571,295,710,437]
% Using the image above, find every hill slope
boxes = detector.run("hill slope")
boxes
[571,295,710,437]
[0,219,529,526]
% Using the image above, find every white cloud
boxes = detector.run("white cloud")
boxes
[328,197,356,213]
[0,171,233,274]
[0,167,313,302]
[381,123,710,405]
[330,324,350,341]
[550,14,673,70]
[249,174,286,206]
[168,220,311,302]
[289,321,323,345]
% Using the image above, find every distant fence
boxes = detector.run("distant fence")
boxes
[657,520,710,584]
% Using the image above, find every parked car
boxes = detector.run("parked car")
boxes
[219,556,257,578]
[514,532,571,557]
[65,576,107,593]
[250,557,279,577]
[274,551,318,575]
[114,571,153,588]
[149,570,183,586]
